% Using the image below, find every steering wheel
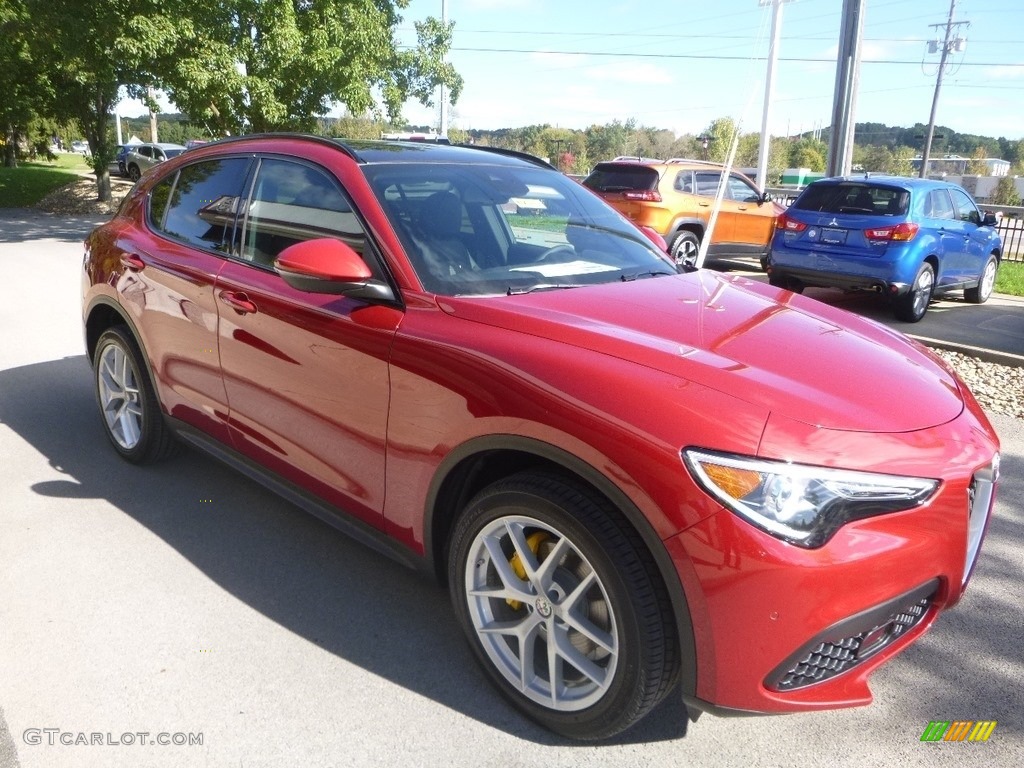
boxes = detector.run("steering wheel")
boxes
[536,244,576,262]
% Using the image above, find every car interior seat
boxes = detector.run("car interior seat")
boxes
[415,192,476,274]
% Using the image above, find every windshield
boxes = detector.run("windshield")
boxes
[363,163,677,296]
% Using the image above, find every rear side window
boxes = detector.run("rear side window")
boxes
[149,158,251,252]
[924,189,956,220]
[583,164,659,193]
[794,183,909,216]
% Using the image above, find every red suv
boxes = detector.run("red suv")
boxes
[83,135,999,740]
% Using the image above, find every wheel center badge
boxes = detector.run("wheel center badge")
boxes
[535,596,553,618]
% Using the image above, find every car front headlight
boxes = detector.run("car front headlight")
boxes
[682,449,939,548]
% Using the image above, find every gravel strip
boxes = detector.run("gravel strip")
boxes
[931,348,1024,420]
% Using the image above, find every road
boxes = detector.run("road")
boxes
[1,209,1021,767]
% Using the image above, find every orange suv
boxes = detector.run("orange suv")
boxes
[582,159,783,268]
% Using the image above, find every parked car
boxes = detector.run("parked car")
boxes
[115,144,131,176]
[123,142,186,181]
[767,176,1002,322]
[82,136,999,740]
[70,140,90,156]
[582,158,784,268]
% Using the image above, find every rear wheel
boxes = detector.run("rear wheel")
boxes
[448,472,678,740]
[668,231,700,268]
[965,254,998,304]
[894,262,934,322]
[93,327,179,463]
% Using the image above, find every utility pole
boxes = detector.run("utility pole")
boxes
[439,0,449,138]
[919,0,968,178]
[826,0,865,177]
[756,0,793,189]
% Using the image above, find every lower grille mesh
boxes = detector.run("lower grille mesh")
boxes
[774,595,931,691]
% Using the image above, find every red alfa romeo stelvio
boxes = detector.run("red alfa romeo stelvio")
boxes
[82,135,1000,740]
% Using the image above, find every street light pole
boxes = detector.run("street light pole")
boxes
[439,0,449,138]
[757,0,792,189]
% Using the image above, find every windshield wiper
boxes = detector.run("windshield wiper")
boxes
[620,269,677,282]
[506,283,583,296]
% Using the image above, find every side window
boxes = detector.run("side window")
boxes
[694,172,722,197]
[674,171,694,193]
[152,157,250,252]
[154,148,165,161]
[139,146,153,159]
[926,190,955,220]
[950,188,981,225]
[726,175,760,202]
[241,158,366,269]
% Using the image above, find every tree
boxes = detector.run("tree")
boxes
[992,176,1021,207]
[967,146,989,176]
[702,117,740,164]
[146,1,462,135]
[0,0,51,167]
[16,1,461,201]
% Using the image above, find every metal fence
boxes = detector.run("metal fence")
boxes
[766,190,1024,264]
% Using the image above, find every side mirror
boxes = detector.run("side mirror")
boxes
[982,211,998,227]
[275,238,395,302]
[760,191,773,205]
[638,225,668,253]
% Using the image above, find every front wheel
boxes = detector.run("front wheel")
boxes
[93,327,179,463]
[894,262,934,322]
[448,472,678,740]
[965,254,998,304]
[668,231,700,269]
[128,164,141,182]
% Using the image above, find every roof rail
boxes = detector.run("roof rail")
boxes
[665,157,722,166]
[454,144,557,170]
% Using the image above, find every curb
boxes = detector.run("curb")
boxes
[908,334,1024,369]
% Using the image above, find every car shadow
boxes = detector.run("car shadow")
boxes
[0,355,690,745]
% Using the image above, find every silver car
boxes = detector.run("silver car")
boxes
[124,142,186,181]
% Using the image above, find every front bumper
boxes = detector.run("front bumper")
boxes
[667,409,999,714]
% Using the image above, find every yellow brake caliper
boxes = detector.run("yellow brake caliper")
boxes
[506,532,550,610]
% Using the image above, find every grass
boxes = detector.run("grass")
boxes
[995,260,1024,297]
[0,153,91,208]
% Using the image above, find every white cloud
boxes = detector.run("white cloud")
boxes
[985,65,1024,80]
[582,61,672,85]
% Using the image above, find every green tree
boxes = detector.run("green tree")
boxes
[147,1,462,135]
[992,176,1021,207]
[966,146,988,176]
[702,117,740,163]
[788,137,827,172]
[585,119,637,161]
[0,0,51,167]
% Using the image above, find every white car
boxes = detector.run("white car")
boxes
[70,140,91,156]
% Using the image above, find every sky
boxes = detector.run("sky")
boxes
[117,0,1024,143]
[391,0,1024,141]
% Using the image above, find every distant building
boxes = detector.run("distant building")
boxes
[911,155,1010,177]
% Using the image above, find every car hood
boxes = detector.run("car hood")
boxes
[437,271,964,433]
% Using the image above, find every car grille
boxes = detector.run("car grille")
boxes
[770,586,935,692]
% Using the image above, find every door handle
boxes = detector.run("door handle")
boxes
[120,254,145,271]
[219,290,258,314]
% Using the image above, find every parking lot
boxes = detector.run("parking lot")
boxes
[1,210,1022,767]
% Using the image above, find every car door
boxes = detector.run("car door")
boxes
[922,188,964,287]
[126,155,252,442]
[692,171,733,245]
[724,174,775,249]
[215,156,400,528]
[949,187,991,283]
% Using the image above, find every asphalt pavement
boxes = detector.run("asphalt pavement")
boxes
[1,209,1022,767]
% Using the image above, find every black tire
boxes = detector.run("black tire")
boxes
[128,164,141,182]
[93,326,179,464]
[668,231,700,268]
[118,161,127,176]
[448,471,679,740]
[893,262,934,322]
[965,254,998,304]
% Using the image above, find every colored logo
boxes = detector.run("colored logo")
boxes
[921,721,997,742]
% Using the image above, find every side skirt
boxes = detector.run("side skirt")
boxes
[169,418,427,574]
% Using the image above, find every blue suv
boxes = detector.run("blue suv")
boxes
[767,176,1002,321]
